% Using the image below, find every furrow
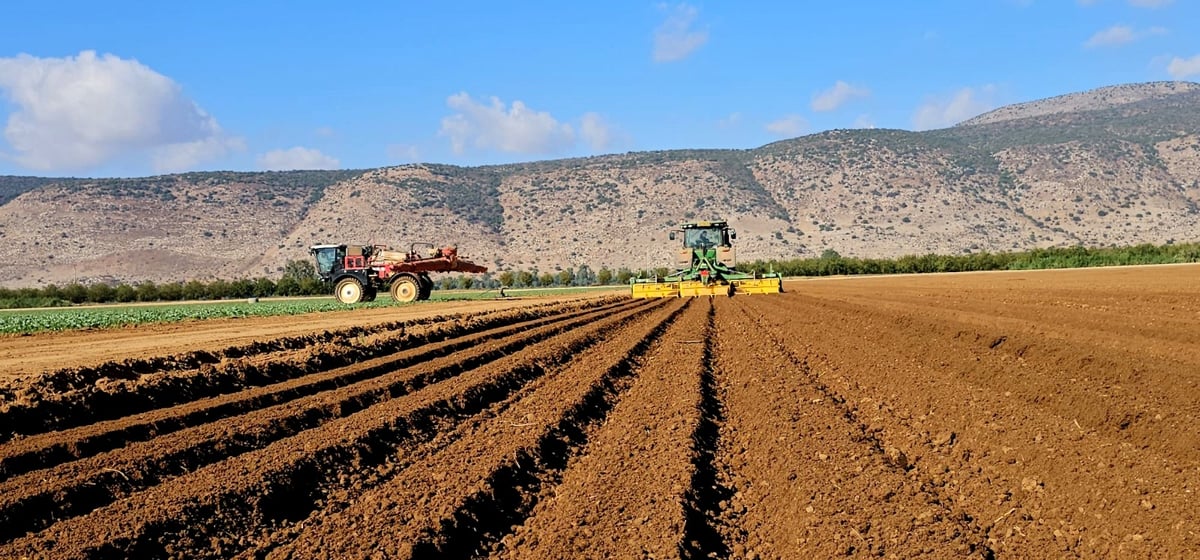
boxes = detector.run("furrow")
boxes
[678,299,734,560]
[491,298,709,560]
[261,299,690,559]
[234,332,594,559]
[0,298,615,441]
[708,297,993,558]
[0,299,634,480]
[783,293,1200,460]
[743,292,1200,556]
[0,300,652,549]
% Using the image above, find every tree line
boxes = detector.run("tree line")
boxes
[0,276,323,309]
[736,242,1200,277]
[4,241,1197,308]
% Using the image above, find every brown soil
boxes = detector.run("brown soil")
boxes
[1,264,1198,558]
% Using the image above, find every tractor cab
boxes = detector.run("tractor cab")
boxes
[309,244,348,280]
[682,226,728,249]
[667,221,739,272]
[670,221,736,249]
[310,244,374,281]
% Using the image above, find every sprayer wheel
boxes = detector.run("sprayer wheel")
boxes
[390,277,420,303]
[334,278,364,304]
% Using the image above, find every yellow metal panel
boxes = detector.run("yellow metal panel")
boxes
[630,278,782,298]
[731,278,783,295]
[678,281,733,297]
[630,282,682,298]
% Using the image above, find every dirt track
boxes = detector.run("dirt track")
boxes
[1,265,1198,558]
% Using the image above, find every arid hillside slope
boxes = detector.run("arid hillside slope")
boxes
[1,81,1199,286]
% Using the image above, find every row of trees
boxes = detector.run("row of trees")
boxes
[492,264,667,289]
[5,241,1198,308]
[0,276,330,308]
[737,242,1200,277]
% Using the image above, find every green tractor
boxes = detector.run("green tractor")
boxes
[630,220,783,298]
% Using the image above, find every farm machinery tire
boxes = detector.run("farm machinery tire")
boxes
[334,278,365,304]
[417,274,433,301]
[391,277,420,303]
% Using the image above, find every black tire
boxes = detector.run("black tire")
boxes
[390,277,420,303]
[362,288,377,302]
[417,274,433,301]
[334,277,364,304]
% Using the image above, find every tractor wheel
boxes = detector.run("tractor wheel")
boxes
[417,275,433,301]
[362,288,377,302]
[390,277,420,303]
[334,278,364,304]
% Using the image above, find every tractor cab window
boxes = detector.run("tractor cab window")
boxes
[684,228,724,249]
[313,248,338,276]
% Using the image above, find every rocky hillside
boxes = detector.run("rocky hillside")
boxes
[2,81,1200,287]
[959,81,1200,126]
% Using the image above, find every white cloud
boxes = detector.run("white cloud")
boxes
[765,114,808,137]
[912,86,998,130]
[653,3,709,63]
[154,136,246,173]
[853,114,876,129]
[579,112,615,151]
[386,143,420,163]
[436,93,622,156]
[1084,25,1167,48]
[1085,25,1136,47]
[438,92,575,155]
[811,81,870,112]
[257,147,339,170]
[0,50,239,172]
[1167,54,1200,78]
[717,112,742,128]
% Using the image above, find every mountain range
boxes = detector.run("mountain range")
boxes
[2,80,1199,287]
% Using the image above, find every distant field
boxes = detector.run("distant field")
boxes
[0,286,623,334]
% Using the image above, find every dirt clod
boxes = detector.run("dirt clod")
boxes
[933,431,956,446]
[885,447,909,469]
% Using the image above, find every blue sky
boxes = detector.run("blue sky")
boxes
[0,0,1197,177]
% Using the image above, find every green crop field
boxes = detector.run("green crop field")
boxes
[0,299,380,334]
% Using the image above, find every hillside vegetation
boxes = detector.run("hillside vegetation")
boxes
[2,81,1199,287]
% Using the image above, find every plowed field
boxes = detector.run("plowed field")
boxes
[2,265,1198,559]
